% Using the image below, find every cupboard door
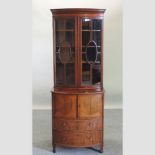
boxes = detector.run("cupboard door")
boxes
[53,94,77,119]
[80,18,103,86]
[78,94,103,119]
[54,18,76,86]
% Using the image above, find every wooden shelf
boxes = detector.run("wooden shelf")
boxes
[56,29,74,32]
[82,61,100,64]
[56,62,75,64]
[82,52,101,54]
[82,45,101,47]
[56,46,75,48]
[82,30,101,32]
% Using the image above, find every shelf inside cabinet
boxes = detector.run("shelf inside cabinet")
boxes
[56,29,74,32]
[82,61,100,64]
[82,46,101,47]
[82,30,101,32]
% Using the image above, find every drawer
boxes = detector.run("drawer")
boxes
[53,118,102,131]
[53,130,102,147]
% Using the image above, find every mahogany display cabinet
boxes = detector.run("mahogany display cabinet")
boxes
[50,8,106,153]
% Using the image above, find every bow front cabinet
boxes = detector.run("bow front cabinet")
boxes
[50,8,106,153]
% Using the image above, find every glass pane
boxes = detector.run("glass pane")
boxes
[92,19,102,30]
[66,20,74,29]
[85,41,97,63]
[82,31,90,46]
[82,63,90,85]
[56,31,74,47]
[55,18,75,86]
[93,31,101,46]
[82,19,91,30]
[92,65,101,84]
[56,63,64,85]
[66,63,75,85]
[56,19,74,30]
[66,31,74,46]
[81,18,102,86]
[96,53,101,62]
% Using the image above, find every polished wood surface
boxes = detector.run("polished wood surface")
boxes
[53,118,102,131]
[53,94,77,119]
[51,8,105,153]
[52,92,104,152]
[54,130,102,147]
[78,94,102,119]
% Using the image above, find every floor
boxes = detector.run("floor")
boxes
[33,109,122,155]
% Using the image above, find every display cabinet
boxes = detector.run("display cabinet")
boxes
[50,8,106,153]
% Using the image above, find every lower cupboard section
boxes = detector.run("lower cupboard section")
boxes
[53,130,102,147]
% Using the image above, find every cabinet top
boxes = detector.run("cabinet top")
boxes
[50,8,106,14]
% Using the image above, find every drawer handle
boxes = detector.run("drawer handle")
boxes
[88,122,96,128]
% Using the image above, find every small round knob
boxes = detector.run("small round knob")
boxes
[88,122,96,128]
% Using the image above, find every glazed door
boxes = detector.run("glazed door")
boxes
[78,94,103,119]
[54,17,77,86]
[53,94,77,119]
[80,17,103,86]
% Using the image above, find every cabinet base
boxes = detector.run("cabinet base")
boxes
[52,144,103,153]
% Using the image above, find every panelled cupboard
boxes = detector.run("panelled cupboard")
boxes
[50,8,106,153]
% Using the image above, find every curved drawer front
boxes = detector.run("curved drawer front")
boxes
[53,130,102,147]
[53,118,102,131]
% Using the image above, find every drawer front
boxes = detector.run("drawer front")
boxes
[53,118,102,130]
[53,130,102,147]
[53,93,77,119]
[78,94,103,119]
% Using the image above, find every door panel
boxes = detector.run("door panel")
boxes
[80,18,102,86]
[78,94,102,119]
[53,94,76,119]
[55,18,76,86]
